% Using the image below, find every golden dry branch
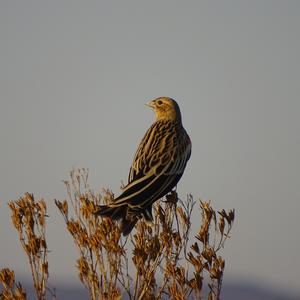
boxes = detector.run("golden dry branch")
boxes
[4,193,54,300]
[2,169,234,300]
[0,268,26,300]
[55,169,235,300]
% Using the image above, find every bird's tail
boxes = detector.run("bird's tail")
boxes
[120,216,139,236]
[96,204,126,220]
[95,204,139,236]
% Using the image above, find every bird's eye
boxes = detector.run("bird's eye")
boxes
[157,100,163,105]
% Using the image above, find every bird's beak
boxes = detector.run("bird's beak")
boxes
[145,101,155,109]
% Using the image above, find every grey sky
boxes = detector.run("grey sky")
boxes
[1,0,300,295]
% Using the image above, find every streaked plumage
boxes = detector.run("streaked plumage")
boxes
[96,97,191,235]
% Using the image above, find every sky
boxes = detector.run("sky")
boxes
[1,0,300,296]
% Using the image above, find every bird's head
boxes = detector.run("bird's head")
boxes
[146,97,182,122]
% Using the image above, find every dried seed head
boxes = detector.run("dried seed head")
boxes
[77,257,89,282]
[191,242,200,254]
[55,199,68,218]
[177,206,189,226]
[0,268,15,289]
[218,216,225,235]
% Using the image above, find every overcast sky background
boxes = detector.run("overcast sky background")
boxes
[1,0,300,297]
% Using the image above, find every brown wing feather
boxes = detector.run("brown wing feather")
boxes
[110,120,191,208]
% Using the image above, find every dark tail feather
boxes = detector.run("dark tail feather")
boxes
[96,205,153,236]
[120,216,139,236]
[96,205,138,236]
[141,205,153,223]
[96,205,126,221]
[121,206,153,236]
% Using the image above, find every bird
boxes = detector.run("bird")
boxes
[96,97,191,236]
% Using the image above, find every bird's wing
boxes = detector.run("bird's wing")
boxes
[110,121,191,208]
[127,121,166,183]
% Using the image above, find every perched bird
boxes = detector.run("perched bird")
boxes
[96,97,191,235]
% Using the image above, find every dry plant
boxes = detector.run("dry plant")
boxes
[1,169,234,300]
[2,193,54,300]
[55,169,235,300]
[0,268,26,300]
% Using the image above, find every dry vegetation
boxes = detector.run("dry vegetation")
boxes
[1,169,234,300]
